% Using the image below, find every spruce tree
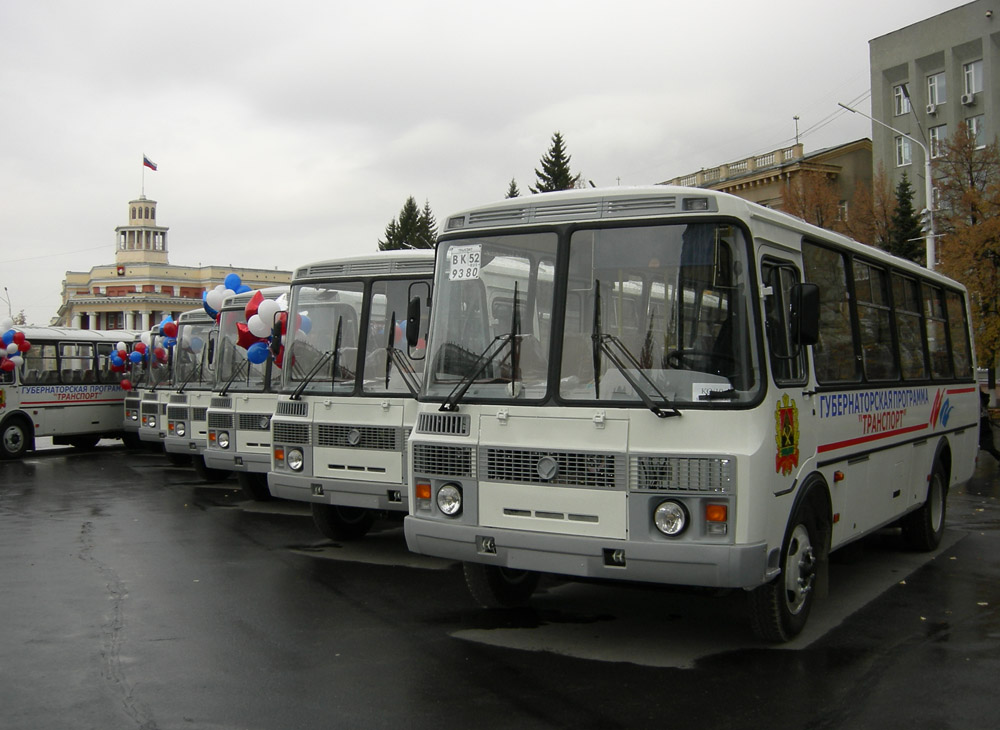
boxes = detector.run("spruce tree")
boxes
[505,178,521,198]
[530,131,580,193]
[379,196,436,250]
[888,173,924,263]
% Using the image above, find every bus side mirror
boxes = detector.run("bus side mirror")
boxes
[406,296,422,349]
[790,283,819,346]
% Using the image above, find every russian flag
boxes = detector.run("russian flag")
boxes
[143,155,157,171]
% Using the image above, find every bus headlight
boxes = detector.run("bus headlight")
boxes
[217,431,230,449]
[175,422,186,438]
[147,415,156,429]
[129,411,139,421]
[436,484,462,516]
[654,500,688,536]
[286,448,304,472]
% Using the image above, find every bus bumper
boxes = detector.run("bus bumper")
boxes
[203,449,269,473]
[403,516,770,590]
[268,471,408,512]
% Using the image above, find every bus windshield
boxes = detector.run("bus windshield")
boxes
[216,309,279,392]
[423,222,761,406]
[174,322,213,387]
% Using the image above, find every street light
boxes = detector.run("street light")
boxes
[838,101,937,270]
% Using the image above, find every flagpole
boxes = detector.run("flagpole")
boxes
[141,155,145,197]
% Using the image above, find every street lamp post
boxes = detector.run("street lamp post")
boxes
[838,101,936,270]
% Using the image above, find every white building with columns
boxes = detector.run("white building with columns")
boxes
[55,196,292,329]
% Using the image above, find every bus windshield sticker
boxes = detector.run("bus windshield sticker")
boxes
[448,245,481,281]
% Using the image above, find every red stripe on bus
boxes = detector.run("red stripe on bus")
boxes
[817,422,929,453]
[20,399,124,406]
[947,387,977,395]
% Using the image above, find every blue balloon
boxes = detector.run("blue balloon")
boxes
[1,330,13,346]
[188,336,202,351]
[224,273,242,291]
[111,355,125,367]
[298,314,312,334]
[247,342,269,364]
[129,351,143,364]
[236,284,252,294]
[164,336,178,348]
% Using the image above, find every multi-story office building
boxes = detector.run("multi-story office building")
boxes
[870,0,998,213]
[55,196,292,329]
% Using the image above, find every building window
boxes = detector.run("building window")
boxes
[895,136,912,166]
[927,72,946,106]
[967,115,985,148]
[893,84,911,116]
[964,60,983,95]
[836,200,848,222]
[929,125,947,158]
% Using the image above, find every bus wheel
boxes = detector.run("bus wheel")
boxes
[901,461,948,551]
[463,562,540,609]
[192,456,231,483]
[68,435,100,450]
[312,504,374,541]
[237,472,273,502]
[749,505,821,642]
[1,418,31,460]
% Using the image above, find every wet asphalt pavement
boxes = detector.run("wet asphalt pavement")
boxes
[2,442,999,730]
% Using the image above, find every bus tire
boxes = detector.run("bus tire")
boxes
[121,432,143,450]
[749,501,823,642]
[67,435,101,450]
[0,416,32,460]
[166,452,192,467]
[312,504,375,541]
[463,562,540,609]
[237,472,273,502]
[192,455,231,483]
[901,460,947,551]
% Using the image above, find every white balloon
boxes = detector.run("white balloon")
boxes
[247,314,271,338]
[116,341,127,351]
[257,299,280,323]
[141,332,152,346]
[9,354,23,366]
[0,317,13,331]
[206,289,224,311]
[6,343,18,355]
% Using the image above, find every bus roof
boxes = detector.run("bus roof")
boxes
[440,185,962,289]
[5,327,143,342]
[293,249,434,284]
[220,286,289,312]
[177,308,217,324]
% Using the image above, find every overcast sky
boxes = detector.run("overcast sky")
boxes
[0,0,966,325]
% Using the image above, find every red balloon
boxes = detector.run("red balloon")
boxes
[236,322,266,350]
[134,342,147,354]
[0,359,14,372]
[12,331,25,344]
[18,340,30,353]
[163,322,178,338]
[278,311,288,335]
[244,290,264,320]
[118,349,127,359]
[154,347,167,361]
[120,378,133,391]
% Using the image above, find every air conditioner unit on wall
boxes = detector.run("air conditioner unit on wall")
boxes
[926,104,937,115]
[962,92,976,105]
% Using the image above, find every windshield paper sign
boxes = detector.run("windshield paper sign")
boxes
[448,245,481,281]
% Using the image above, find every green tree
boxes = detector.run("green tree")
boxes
[887,172,924,263]
[379,197,436,250]
[530,131,580,193]
[505,178,521,198]
[935,123,1000,372]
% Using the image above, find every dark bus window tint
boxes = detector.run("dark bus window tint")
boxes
[762,261,807,384]
[854,262,898,381]
[802,242,860,384]
[891,274,927,380]
[923,284,952,379]
[945,289,973,379]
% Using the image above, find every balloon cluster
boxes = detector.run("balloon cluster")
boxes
[0,317,31,373]
[203,272,253,319]
[114,316,177,391]
[237,290,289,365]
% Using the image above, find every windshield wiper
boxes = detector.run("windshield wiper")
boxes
[219,343,249,396]
[176,362,203,394]
[591,279,681,418]
[384,310,420,396]
[439,282,522,412]
[290,348,333,401]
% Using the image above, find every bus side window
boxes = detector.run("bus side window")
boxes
[802,241,861,384]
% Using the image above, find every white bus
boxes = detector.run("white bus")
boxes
[404,186,978,641]
[268,250,433,539]
[203,287,289,499]
[162,308,222,478]
[1,327,141,458]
